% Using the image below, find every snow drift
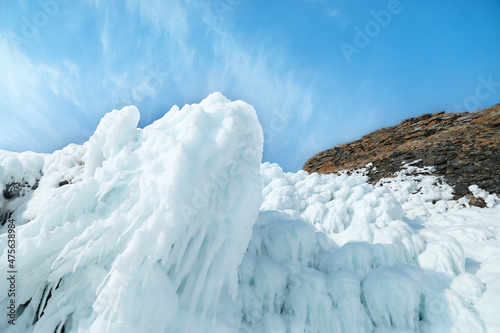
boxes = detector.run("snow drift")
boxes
[1,94,500,333]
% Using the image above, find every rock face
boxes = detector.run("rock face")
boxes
[304,104,500,199]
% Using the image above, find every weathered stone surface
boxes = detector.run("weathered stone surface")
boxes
[304,105,500,199]
[3,182,22,199]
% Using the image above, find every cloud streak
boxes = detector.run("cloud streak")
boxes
[2,1,498,172]
[0,0,320,171]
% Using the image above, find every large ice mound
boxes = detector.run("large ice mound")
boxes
[0,93,264,332]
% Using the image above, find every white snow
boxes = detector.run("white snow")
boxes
[1,94,500,332]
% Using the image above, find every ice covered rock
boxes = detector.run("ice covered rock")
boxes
[0,151,44,225]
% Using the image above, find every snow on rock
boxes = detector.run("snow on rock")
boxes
[469,185,500,208]
[375,162,462,219]
[0,92,263,333]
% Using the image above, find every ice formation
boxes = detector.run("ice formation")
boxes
[243,162,500,332]
[1,94,500,332]
[0,93,264,332]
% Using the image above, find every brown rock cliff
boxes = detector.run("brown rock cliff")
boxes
[304,104,500,199]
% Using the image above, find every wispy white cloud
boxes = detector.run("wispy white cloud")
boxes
[0,38,62,150]
[0,0,322,170]
[0,34,93,152]
[105,0,319,166]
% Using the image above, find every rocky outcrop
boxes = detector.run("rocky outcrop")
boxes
[304,104,500,199]
[1,181,39,225]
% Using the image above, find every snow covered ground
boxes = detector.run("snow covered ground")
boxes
[1,94,499,332]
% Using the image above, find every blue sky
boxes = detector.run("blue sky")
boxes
[1,0,499,171]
